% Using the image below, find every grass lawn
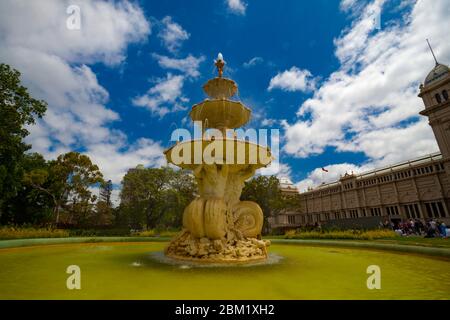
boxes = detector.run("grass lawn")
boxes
[266,235,450,249]
[1,227,448,250]
[266,229,449,249]
[373,236,450,248]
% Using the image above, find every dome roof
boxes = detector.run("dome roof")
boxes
[424,63,450,86]
[279,177,296,189]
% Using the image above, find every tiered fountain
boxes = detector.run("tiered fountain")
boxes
[164,54,272,263]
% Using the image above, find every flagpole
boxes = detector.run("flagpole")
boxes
[321,167,328,184]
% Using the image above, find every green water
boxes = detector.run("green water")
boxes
[0,242,449,299]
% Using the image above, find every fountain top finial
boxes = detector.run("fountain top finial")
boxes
[202,53,238,99]
[214,53,225,77]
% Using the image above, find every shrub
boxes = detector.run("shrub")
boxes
[284,229,398,240]
[67,228,130,237]
[0,226,69,240]
[0,226,180,240]
[133,229,179,237]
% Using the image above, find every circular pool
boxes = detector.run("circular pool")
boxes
[0,241,449,299]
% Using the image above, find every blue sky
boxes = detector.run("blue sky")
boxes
[91,0,354,182]
[0,0,449,195]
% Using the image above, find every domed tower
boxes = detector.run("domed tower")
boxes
[419,41,450,161]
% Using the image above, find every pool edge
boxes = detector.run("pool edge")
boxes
[270,239,450,258]
[0,237,449,258]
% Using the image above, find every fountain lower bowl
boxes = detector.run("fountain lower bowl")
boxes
[152,251,283,267]
[164,252,268,264]
[164,230,271,264]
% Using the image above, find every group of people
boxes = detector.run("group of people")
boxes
[383,218,448,238]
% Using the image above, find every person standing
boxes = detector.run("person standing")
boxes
[439,222,447,238]
[414,219,421,235]
[430,219,437,236]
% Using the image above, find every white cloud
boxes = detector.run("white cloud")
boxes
[258,162,292,179]
[0,0,150,66]
[87,138,166,184]
[296,162,373,192]
[268,67,316,92]
[340,0,358,11]
[261,118,279,126]
[132,73,187,118]
[152,53,205,78]
[158,16,190,53]
[110,189,121,207]
[334,121,437,166]
[335,0,385,68]
[0,0,166,185]
[243,57,263,68]
[283,0,449,167]
[339,0,368,15]
[226,0,247,15]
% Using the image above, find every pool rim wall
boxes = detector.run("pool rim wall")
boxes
[0,237,449,258]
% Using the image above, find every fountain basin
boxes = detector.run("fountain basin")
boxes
[0,240,449,299]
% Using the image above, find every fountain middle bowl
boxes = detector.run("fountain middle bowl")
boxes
[164,138,273,170]
[190,99,251,129]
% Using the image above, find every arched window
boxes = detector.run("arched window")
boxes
[435,93,442,104]
[442,90,449,101]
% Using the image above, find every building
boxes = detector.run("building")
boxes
[269,58,450,231]
[279,177,300,196]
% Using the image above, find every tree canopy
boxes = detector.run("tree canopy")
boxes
[119,166,196,230]
[241,175,284,230]
[24,152,104,226]
[0,63,47,209]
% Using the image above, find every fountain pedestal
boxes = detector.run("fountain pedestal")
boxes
[164,54,272,263]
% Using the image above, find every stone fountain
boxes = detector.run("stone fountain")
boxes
[164,54,272,263]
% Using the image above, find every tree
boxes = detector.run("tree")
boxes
[240,175,285,233]
[0,63,47,214]
[0,153,53,225]
[93,180,114,226]
[24,152,104,226]
[158,170,197,228]
[119,166,196,230]
[100,180,113,206]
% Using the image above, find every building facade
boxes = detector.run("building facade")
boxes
[269,61,450,231]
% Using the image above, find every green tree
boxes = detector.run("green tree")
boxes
[0,153,53,225]
[240,175,285,233]
[24,152,104,226]
[119,166,196,230]
[100,179,113,206]
[158,170,197,228]
[93,180,114,226]
[0,63,47,214]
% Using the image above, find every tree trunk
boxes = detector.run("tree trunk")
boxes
[54,204,60,225]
